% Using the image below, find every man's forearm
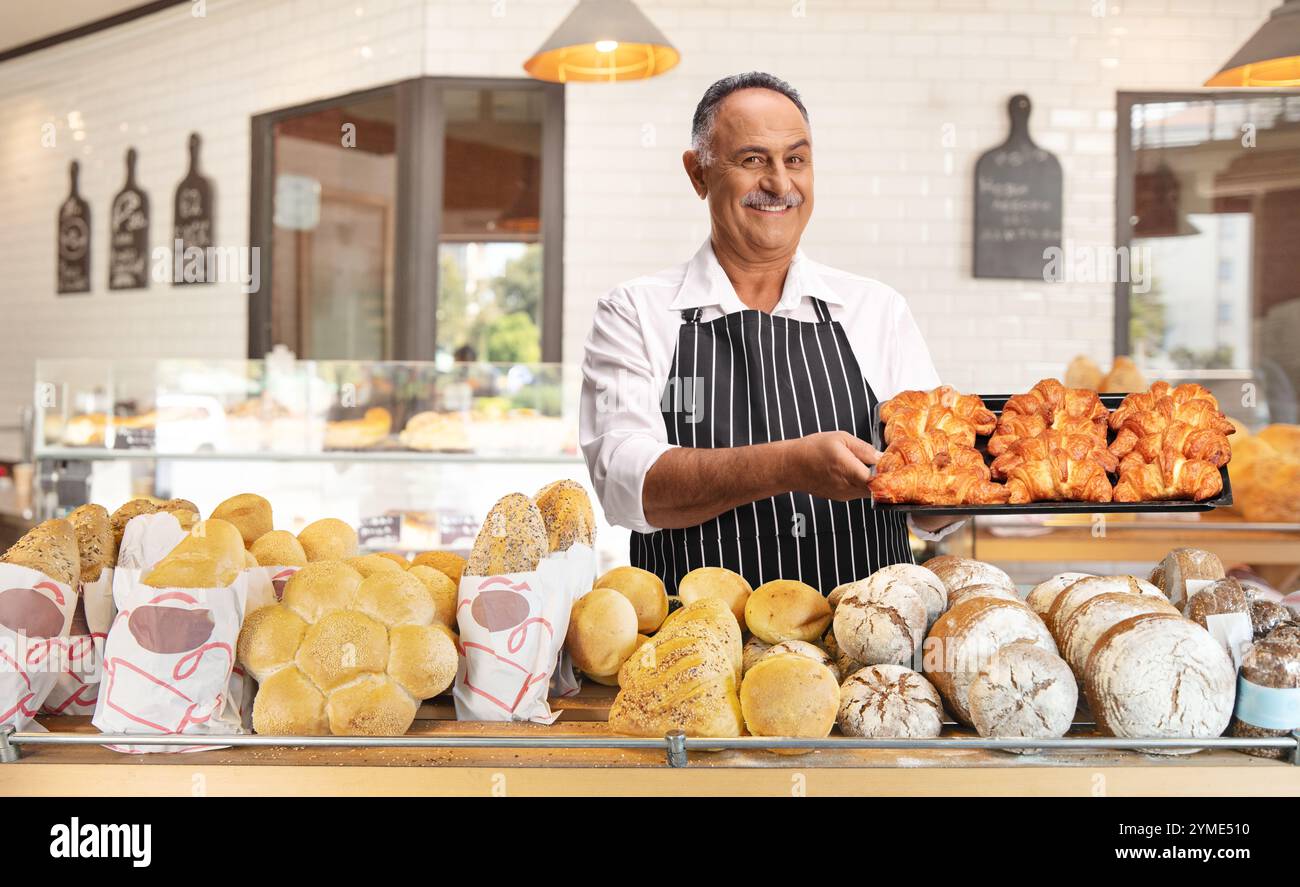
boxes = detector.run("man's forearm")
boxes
[642,441,798,529]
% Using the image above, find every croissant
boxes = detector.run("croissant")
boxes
[994,431,1115,503]
[877,430,990,478]
[869,463,1009,506]
[879,385,996,444]
[1113,449,1223,502]
[1109,382,1232,432]
[1109,394,1235,463]
[987,379,1109,456]
[1123,420,1233,468]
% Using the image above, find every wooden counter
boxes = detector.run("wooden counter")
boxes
[4,687,1297,797]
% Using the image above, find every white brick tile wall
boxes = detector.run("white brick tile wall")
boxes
[0,0,1279,458]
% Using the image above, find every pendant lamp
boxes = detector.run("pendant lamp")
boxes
[524,0,679,83]
[1205,0,1300,86]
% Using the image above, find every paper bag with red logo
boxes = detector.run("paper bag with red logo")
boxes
[0,563,76,730]
[40,568,115,716]
[453,543,595,723]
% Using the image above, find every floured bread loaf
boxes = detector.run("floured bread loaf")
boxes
[1057,591,1179,679]
[678,566,752,630]
[1149,548,1224,609]
[827,583,852,612]
[464,493,548,577]
[948,583,1019,609]
[837,664,943,738]
[567,587,639,676]
[1085,612,1235,754]
[739,654,839,751]
[832,575,927,666]
[921,556,1015,598]
[1025,572,1093,618]
[534,479,596,552]
[742,635,772,675]
[68,504,113,583]
[967,641,1077,752]
[142,519,245,589]
[2,518,79,588]
[869,563,947,626]
[746,579,832,644]
[758,639,839,680]
[594,565,668,633]
[211,493,273,547]
[1046,575,1166,637]
[923,596,1057,727]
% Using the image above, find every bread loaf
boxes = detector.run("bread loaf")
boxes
[211,493,273,546]
[1183,577,1248,628]
[758,639,839,681]
[947,583,1020,609]
[297,518,359,563]
[142,519,245,589]
[921,556,1015,599]
[739,654,839,751]
[869,563,947,626]
[1046,575,1165,637]
[533,479,596,552]
[464,493,548,577]
[832,576,927,666]
[922,596,1057,727]
[657,596,743,678]
[1,518,79,588]
[1149,548,1224,609]
[822,628,864,682]
[1085,612,1235,753]
[967,641,1077,752]
[746,579,832,644]
[411,550,466,585]
[1229,636,1300,759]
[678,566,753,630]
[742,635,772,675]
[1250,597,1293,640]
[109,499,159,552]
[1057,592,1178,679]
[249,530,308,568]
[609,622,743,738]
[1025,572,1093,618]
[593,565,668,633]
[837,664,944,738]
[68,504,113,583]
[567,588,640,676]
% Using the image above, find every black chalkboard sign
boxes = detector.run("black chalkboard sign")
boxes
[358,514,402,547]
[973,95,1063,280]
[173,132,215,286]
[109,148,150,290]
[57,161,91,294]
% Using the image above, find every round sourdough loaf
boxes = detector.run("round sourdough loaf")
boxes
[948,583,1020,609]
[923,596,1057,727]
[758,639,839,681]
[679,566,753,630]
[1149,547,1225,609]
[921,556,1015,598]
[1046,575,1165,637]
[1085,612,1235,754]
[1026,572,1094,619]
[746,579,831,644]
[837,664,944,738]
[966,641,1077,752]
[832,575,927,666]
[870,563,947,626]
[1058,592,1178,679]
[739,654,839,752]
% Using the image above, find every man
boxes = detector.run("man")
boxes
[579,72,958,596]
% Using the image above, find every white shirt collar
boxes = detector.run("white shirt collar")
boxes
[668,237,845,313]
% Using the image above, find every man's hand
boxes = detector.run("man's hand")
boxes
[788,430,879,501]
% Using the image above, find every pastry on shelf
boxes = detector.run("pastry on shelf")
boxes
[1108,381,1235,463]
[869,463,1009,506]
[987,378,1108,457]
[398,411,471,452]
[992,431,1116,504]
[323,407,392,450]
[880,385,996,446]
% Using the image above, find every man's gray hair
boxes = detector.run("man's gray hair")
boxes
[690,72,809,167]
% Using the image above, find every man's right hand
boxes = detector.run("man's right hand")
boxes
[787,430,879,501]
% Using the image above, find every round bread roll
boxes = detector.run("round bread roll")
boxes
[739,654,839,750]
[587,634,650,687]
[1058,592,1178,679]
[745,579,831,644]
[742,635,773,675]
[250,530,308,568]
[237,603,308,682]
[298,518,359,562]
[1183,577,1248,629]
[243,550,258,568]
[870,563,947,626]
[1046,575,1166,638]
[387,624,458,699]
[678,567,753,631]
[1085,612,1235,754]
[837,664,943,738]
[967,641,1077,752]
[252,666,329,736]
[411,550,466,585]
[594,565,669,633]
[827,582,853,612]
[832,577,927,666]
[923,596,1057,727]
[1149,547,1224,609]
[407,564,457,628]
[372,552,410,569]
[280,560,364,624]
[922,556,1015,597]
[353,571,436,629]
[295,609,389,692]
[948,583,1020,609]
[346,553,406,577]
[326,673,418,736]
[758,639,839,681]
[1026,572,1093,619]
[567,588,640,676]
[211,492,273,546]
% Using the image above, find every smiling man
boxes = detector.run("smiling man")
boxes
[579,72,957,596]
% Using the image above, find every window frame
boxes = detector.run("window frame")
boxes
[248,76,565,362]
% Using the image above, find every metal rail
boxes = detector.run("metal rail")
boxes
[3,725,1297,768]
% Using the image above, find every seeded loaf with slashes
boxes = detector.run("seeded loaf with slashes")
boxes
[464,493,548,577]
[68,503,114,583]
[1,518,80,588]
[533,479,596,553]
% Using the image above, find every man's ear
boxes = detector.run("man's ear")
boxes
[682,150,707,199]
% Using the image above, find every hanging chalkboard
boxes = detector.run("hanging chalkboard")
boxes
[109,148,150,290]
[173,132,215,285]
[57,161,91,294]
[973,95,1063,280]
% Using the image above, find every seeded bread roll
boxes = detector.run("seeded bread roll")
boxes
[346,553,405,577]
[610,628,743,738]
[567,587,640,676]
[411,551,466,585]
[923,596,1057,727]
[745,579,831,644]
[238,604,309,681]
[280,561,364,624]
[740,654,839,751]
[1057,591,1179,679]
[211,493,273,547]
[1046,575,1166,637]
[922,556,1015,599]
[1183,577,1248,629]
[142,519,245,589]
[870,563,947,626]
[1085,612,1235,754]
[948,583,1020,609]
[742,635,773,675]
[837,664,943,738]
[832,576,927,666]
[407,564,457,628]
[594,565,669,633]
[1229,637,1300,759]
[326,673,418,737]
[68,504,113,582]
[297,518,359,563]
[678,566,752,631]
[758,639,839,681]
[109,499,159,552]
[464,493,548,577]
[252,666,329,736]
[1025,572,1094,619]
[352,571,436,629]
[967,641,1077,752]
[388,624,458,700]
[533,479,596,552]
[657,597,742,678]
[295,610,389,692]
[1,518,80,588]
[1149,548,1225,609]
[249,530,308,568]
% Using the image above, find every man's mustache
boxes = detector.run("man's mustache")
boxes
[740,190,804,209]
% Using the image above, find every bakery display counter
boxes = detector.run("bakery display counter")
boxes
[5,685,1297,797]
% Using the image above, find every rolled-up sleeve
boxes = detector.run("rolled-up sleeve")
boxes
[579,291,674,534]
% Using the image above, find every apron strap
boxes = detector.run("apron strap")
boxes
[680,307,704,324]
[811,297,832,323]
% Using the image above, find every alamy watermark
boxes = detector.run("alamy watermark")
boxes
[150,239,261,292]
[1041,239,1151,293]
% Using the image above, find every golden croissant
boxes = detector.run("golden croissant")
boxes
[876,430,990,478]
[992,431,1115,504]
[869,463,1009,505]
[1113,450,1223,502]
[987,379,1109,456]
[880,385,996,445]
[1109,392,1235,464]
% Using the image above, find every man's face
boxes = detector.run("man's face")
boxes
[684,88,813,261]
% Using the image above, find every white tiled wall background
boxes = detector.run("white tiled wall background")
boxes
[0,0,1277,461]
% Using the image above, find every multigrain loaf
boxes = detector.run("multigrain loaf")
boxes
[1084,612,1235,754]
[1249,597,1293,640]
[1057,591,1179,679]
[678,566,753,630]
[1045,575,1166,637]
[533,479,596,552]
[832,575,927,666]
[67,504,114,582]
[109,499,160,552]
[745,579,831,644]
[966,641,1077,752]
[593,565,668,633]
[922,596,1057,727]
[1025,572,1094,618]
[739,654,839,751]
[464,493,548,577]
[1229,636,1300,759]
[1183,577,1249,629]
[1149,548,1225,609]
[1,518,80,588]
[836,664,944,738]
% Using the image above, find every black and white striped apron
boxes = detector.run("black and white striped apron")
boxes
[630,297,913,596]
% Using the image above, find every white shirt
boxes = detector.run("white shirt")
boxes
[579,238,960,541]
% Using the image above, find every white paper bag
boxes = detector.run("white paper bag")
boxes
[453,544,595,723]
[92,567,248,753]
[41,568,116,716]
[0,564,75,730]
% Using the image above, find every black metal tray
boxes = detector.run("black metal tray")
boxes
[870,392,1234,516]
